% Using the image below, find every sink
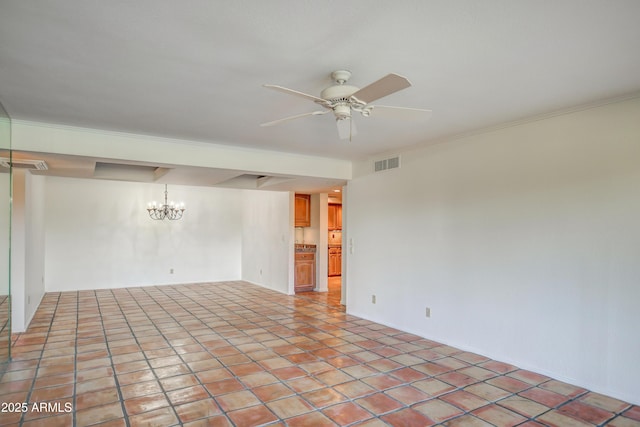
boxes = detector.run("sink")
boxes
[295,244,316,253]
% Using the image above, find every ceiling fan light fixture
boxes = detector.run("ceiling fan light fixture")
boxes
[333,104,351,120]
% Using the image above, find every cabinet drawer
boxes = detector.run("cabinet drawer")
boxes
[295,253,315,261]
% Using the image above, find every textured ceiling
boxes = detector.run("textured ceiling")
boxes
[1,1,640,163]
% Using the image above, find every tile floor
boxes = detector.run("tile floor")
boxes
[1,281,639,427]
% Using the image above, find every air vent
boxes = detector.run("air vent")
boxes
[374,156,400,172]
[0,157,48,170]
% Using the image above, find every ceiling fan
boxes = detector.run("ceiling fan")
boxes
[261,70,431,140]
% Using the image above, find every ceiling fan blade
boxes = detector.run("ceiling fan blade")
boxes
[260,110,329,127]
[368,105,432,120]
[336,118,357,140]
[263,84,329,104]
[350,73,412,104]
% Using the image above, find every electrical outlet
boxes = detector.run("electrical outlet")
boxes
[170,268,174,274]
[425,307,431,318]
[372,295,376,304]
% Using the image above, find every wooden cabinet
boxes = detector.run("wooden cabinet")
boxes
[328,247,342,277]
[328,203,342,230]
[295,252,315,292]
[295,194,311,227]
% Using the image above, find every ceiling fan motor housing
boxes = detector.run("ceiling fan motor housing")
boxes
[320,84,359,101]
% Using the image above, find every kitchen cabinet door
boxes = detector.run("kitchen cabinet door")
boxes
[328,203,342,230]
[295,252,315,292]
[295,194,311,227]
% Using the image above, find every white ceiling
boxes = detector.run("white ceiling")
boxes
[1,1,640,187]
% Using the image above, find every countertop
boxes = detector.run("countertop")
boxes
[295,244,316,253]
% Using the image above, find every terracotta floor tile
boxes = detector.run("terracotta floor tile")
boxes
[21,413,73,427]
[29,383,74,402]
[411,378,456,397]
[271,366,307,380]
[287,376,325,393]
[486,375,532,393]
[120,380,163,400]
[390,353,427,366]
[381,408,436,427]
[414,399,464,423]
[167,385,210,406]
[623,406,640,421]
[536,409,595,427]
[157,364,194,379]
[175,399,222,423]
[160,373,200,391]
[440,390,490,412]
[238,371,280,388]
[464,382,512,402]
[326,355,359,368]
[507,369,549,385]
[196,368,233,384]
[315,369,354,386]
[607,415,640,427]
[215,390,260,412]
[322,401,373,426]
[454,351,491,365]
[519,386,570,408]
[389,367,427,382]
[228,362,264,377]
[203,378,244,396]
[302,387,348,408]
[226,404,277,426]
[74,388,120,411]
[497,395,549,418]
[182,414,233,426]
[341,364,378,379]
[286,411,339,427]
[123,392,170,415]
[442,414,494,426]
[578,391,632,413]
[362,374,404,391]
[539,379,587,398]
[252,382,295,403]
[413,361,451,376]
[385,384,431,405]
[355,392,404,415]
[76,376,117,394]
[472,403,527,427]
[267,395,314,419]
[128,406,179,427]
[299,360,334,375]
[459,366,498,381]
[559,400,615,425]
[436,371,478,387]
[76,401,124,426]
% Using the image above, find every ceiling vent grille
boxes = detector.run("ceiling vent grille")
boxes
[374,156,400,172]
[0,157,48,170]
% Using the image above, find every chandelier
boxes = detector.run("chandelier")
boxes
[147,184,185,220]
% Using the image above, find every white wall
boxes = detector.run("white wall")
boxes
[347,97,640,405]
[44,177,243,291]
[0,173,9,296]
[241,190,292,294]
[23,172,46,329]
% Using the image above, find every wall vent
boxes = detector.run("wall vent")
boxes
[374,156,400,172]
[0,157,48,170]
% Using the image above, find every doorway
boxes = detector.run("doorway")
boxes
[327,190,343,308]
